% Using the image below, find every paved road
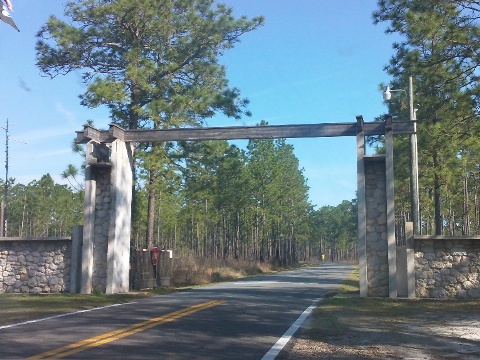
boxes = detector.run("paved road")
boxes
[0,263,354,359]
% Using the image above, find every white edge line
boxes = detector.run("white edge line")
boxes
[0,301,139,330]
[261,298,324,360]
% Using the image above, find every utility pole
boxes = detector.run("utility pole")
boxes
[408,76,420,235]
[0,119,25,237]
[1,118,10,237]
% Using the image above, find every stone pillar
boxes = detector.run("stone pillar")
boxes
[80,139,133,294]
[405,222,416,298]
[80,141,97,294]
[358,117,397,298]
[106,139,133,293]
[364,156,389,297]
[385,119,397,298]
[70,225,83,293]
[356,116,368,297]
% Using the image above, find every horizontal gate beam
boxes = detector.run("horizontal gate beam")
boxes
[76,119,415,144]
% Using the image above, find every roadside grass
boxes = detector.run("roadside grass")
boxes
[308,267,480,338]
[333,266,360,295]
[0,288,181,326]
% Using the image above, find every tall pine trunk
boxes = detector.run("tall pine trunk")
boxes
[463,175,470,235]
[434,151,442,235]
[146,170,158,248]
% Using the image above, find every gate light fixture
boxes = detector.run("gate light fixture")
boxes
[382,86,406,101]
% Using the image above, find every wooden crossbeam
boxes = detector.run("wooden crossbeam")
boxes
[76,120,415,144]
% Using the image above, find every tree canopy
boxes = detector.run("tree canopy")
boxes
[36,0,264,129]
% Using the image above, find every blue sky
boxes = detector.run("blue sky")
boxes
[0,1,397,208]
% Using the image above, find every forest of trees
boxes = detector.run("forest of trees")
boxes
[1,175,83,238]
[132,137,358,264]
[1,141,358,265]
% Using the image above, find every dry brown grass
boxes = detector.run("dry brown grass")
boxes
[171,250,275,286]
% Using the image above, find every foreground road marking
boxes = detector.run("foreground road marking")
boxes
[28,300,225,360]
[0,303,136,330]
[262,298,323,360]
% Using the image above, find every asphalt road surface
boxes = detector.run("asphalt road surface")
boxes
[0,263,354,359]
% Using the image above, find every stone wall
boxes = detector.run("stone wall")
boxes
[365,157,389,297]
[0,238,72,293]
[415,236,480,299]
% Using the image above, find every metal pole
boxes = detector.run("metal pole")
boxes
[1,119,8,237]
[408,76,420,235]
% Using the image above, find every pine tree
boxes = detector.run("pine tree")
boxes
[246,128,312,265]
[374,0,480,234]
[36,0,264,245]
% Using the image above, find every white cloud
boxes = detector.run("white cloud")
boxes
[56,102,78,127]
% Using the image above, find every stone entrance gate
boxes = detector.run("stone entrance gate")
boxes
[75,117,415,296]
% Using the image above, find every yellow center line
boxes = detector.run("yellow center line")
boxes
[28,300,225,360]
